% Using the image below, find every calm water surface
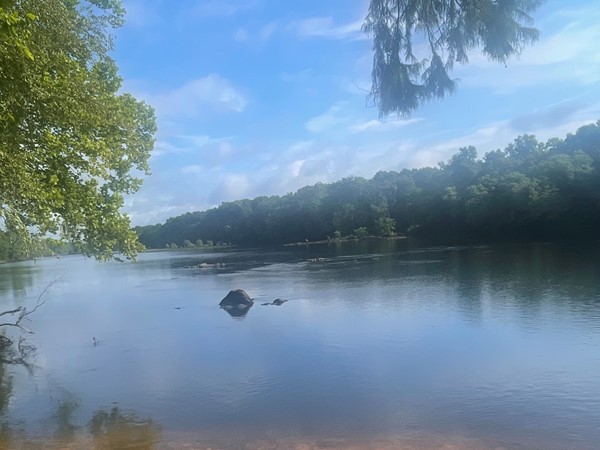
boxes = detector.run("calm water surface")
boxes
[0,241,599,449]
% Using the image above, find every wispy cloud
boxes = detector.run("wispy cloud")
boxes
[457,7,600,91]
[288,17,365,41]
[305,102,351,133]
[350,118,423,133]
[123,0,159,28]
[233,27,250,42]
[415,100,600,168]
[508,98,589,133]
[192,0,261,17]
[233,21,278,43]
[139,75,247,119]
[151,141,188,158]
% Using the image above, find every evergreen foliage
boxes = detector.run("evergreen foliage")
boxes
[363,0,543,116]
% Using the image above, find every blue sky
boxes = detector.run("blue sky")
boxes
[115,0,600,226]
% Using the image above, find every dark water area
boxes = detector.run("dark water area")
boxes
[0,241,599,449]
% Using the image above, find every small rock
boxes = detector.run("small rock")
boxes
[271,298,287,306]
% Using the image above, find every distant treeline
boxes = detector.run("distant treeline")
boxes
[136,121,600,249]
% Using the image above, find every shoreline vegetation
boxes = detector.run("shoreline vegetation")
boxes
[283,234,407,247]
[3,122,600,263]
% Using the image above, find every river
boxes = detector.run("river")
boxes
[0,241,599,449]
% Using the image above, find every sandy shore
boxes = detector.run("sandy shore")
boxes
[0,432,519,450]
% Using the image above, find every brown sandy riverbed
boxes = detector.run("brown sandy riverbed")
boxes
[0,432,519,450]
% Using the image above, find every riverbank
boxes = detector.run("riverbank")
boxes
[0,432,519,450]
[283,234,407,247]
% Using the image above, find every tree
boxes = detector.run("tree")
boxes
[0,0,156,260]
[363,0,542,116]
[354,226,369,239]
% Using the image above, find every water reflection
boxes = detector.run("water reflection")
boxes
[0,243,599,449]
[0,360,13,449]
[221,303,253,318]
[0,263,37,299]
[0,353,161,449]
[89,406,161,449]
[50,397,80,443]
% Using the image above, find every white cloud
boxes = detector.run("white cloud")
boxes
[288,140,314,154]
[221,174,251,200]
[306,104,422,135]
[177,134,232,147]
[305,103,350,133]
[151,135,233,159]
[350,118,423,133]
[151,141,187,158]
[288,17,365,41]
[128,201,205,226]
[289,160,305,178]
[180,165,205,175]
[140,75,247,119]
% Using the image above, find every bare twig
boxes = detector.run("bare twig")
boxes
[0,322,33,334]
[0,278,60,337]
[0,307,24,319]
[0,279,59,370]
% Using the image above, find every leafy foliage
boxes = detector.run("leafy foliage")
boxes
[363,0,543,116]
[0,0,156,260]
[136,122,600,248]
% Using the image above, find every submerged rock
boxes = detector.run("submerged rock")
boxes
[260,298,288,306]
[199,262,225,269]
[271,298,287,306]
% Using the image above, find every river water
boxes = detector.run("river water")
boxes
[0,241,599,449]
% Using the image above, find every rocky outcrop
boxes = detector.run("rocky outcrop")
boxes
[219,289,254,308]
[220,289,254,318]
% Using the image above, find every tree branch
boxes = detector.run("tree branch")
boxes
[0,307,24,319]
[0,278,60,338]
[16,278,60,326]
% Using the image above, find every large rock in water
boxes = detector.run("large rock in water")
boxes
[219,289,254,308]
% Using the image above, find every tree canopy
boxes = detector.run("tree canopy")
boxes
[0,0,156,260]
[363,0,543,116]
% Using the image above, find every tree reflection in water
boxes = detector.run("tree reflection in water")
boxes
[0,358,15,448]
[0,358,161,449]
[89,406,161,449]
